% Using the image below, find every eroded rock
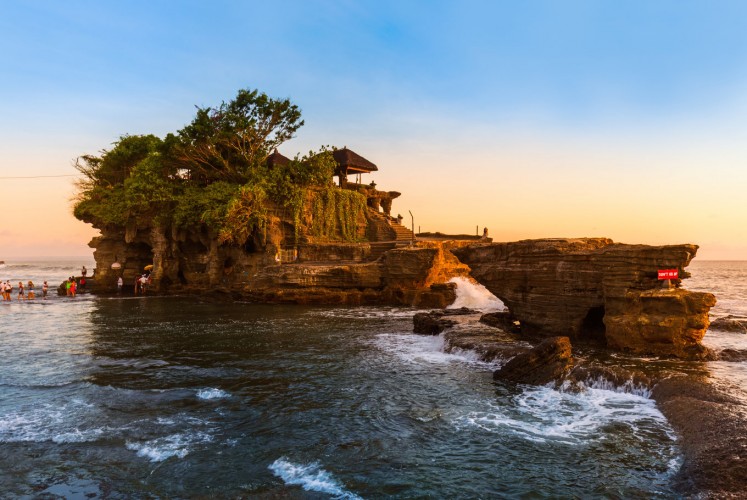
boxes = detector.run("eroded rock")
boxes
[493,336,574,385]
[453,238,717,359]
[479,311,520,333]
[709,315,747,334]
[413,307,474,335]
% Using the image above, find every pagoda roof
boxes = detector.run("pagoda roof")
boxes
[266,148,291,168]
[332,147,378,174]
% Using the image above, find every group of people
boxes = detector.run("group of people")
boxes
[133,273,151,294]
[2,280,49,301]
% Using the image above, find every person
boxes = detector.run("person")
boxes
[17,281,24,300]
[42,280,48,299]
[27,281,35,300]
[117,276,123,293]
[79,276,86,290]
[2,281,10,301]
[481,227,490,241]
[81,265,87,278]
[65,278,72,296]
[70,279,77,298]
[139,274,148,294]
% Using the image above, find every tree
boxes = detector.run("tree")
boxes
[174,88,304,184]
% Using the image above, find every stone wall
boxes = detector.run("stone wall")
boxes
[452,238,716,358]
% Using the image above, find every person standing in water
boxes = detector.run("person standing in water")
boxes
[117,276,123,294]
[17,282,24,300]
[27,281,35,300]
[42,281,48,299]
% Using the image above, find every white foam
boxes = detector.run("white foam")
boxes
[269,458,362,499]
[454,385,670,445]
[371,332,495,368]
[196,388,230,400]
[560,376,652,398]
[313,307,427,319]
[126,431,213,462]
[448,277,505,312]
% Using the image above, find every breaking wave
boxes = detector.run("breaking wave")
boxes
[448,277,504,312]
[269,458,362,499]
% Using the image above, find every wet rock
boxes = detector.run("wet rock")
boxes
[652,376,747,497]
[709,315,747,334]
[443,327,528,363]
[479,311,520,333]
[413,308,474,335]
[567,364,654,392]
[453,238,717,359]
[493,336,574,385]
[718,349,747,362]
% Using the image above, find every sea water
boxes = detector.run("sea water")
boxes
[0,258,745,498]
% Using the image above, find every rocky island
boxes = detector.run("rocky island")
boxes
[71,88,745,496]
[73,89,718,359]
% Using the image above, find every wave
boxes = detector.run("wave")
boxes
[370,332,498,369]
[269,458,362,499]
[453,384,671,446]
[126,431,214,462]
[196,388,231,400]
[447,277,505,312]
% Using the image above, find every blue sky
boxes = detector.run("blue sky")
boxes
[2,1,747,258]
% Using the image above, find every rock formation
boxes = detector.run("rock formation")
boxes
[452,238,716,359]
[89,220,470,307]
[493,336,574,385]
[413,308,475,335]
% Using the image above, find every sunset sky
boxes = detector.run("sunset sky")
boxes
[2,1,746,259]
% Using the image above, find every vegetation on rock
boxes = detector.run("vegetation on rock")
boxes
[73,88,367,244]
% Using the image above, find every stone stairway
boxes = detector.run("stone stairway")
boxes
[391,222,415,242]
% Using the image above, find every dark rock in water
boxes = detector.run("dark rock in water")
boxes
[652,376,747,497]
[413,308,477,335]
[413,312,455,335]
[479,311,520,333]
[718,348,747,362]
[493,336,574,385]
[413,308,474,335]
[441,307,476,316]
[443,327,529,363]
[709,315,747,334]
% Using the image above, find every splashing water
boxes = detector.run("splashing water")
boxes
[269,458,362,499]
[447,277,505,312]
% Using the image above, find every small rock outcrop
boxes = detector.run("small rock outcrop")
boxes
[709,315,747,334]
[479,311,520,333]
[493,336,574,385]
[413,307,475,335]
[453,238,717,359]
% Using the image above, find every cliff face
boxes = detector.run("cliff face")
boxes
[452,238,716,358]
[89,219,469,308]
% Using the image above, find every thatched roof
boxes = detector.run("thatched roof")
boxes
[333,147,378,174]
[266,148,291,168]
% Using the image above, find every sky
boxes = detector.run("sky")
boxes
[1,1,746,259]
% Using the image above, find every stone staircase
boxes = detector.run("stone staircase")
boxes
[391,222,415,243]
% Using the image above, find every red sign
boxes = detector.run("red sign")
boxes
[658,269,679,280]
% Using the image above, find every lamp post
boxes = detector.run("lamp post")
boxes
[408,210,415,246]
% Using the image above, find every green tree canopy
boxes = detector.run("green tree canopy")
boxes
[173,88,304,184]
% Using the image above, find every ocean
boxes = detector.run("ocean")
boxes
[0,258,745,498]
